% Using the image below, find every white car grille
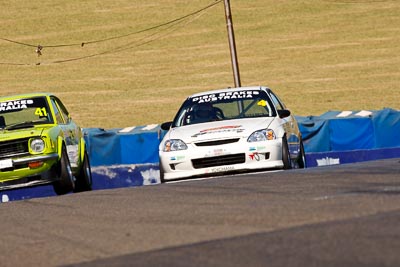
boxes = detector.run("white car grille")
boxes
[194,138,240,147]
[192,153,246,169]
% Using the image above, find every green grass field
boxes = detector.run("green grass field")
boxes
[1,0,399,129]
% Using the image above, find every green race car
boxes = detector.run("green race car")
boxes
[0,93,92,195]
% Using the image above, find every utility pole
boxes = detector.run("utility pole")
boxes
[223,0,241,88]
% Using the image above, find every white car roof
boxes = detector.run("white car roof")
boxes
[188,86,270,99]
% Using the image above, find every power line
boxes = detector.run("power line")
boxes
[51,7,208,64]
[0,62,30,66]
[0,0,222,49]
[0,0,222,66]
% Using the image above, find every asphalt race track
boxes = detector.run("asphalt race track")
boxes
[1,159,400,267]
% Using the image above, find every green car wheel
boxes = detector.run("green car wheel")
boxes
[53,147,75,195]
[74,151,92,192]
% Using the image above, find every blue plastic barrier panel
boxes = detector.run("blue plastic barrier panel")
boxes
[296,108,400,153]
[306,147,400,168]
[1,164,160,203]
[91,164,160,190]
[83,125,162,166]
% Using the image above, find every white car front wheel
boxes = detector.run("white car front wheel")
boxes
[282,136,292,170]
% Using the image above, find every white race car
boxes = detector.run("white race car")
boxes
[159,86,306,182]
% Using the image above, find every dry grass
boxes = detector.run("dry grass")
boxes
[1,0,399,128]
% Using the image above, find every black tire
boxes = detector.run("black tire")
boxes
[74,151,92,192]
[297,140,306,169]
[159,159,165,183]
[282,136,292,170]
[53,147,75,195]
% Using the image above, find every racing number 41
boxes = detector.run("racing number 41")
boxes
[35,107,47,117]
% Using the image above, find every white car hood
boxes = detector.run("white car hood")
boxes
[165,117,276,143]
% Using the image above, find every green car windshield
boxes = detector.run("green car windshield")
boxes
[172,90,277,127]
[0,97,54,130]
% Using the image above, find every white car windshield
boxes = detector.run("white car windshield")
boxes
[173,90,276,127]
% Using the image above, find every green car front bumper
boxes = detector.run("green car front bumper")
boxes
[0,153,59,190]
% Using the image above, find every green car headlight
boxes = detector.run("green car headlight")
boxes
[30,138,45,153]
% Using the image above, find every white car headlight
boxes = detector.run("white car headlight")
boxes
[30,138,45,153]
[248,129,276,142]
[163,139,188,152]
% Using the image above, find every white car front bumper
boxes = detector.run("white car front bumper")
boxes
[159,138,284,181]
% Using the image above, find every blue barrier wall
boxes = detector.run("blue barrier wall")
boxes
[83,108,400,168]
[297,108,400,167]
[305,147,400,168]
[0,164,160,202]
[297,108,400,152]
[2,108,399,203]
[1,124,162,202]
[84,125,161,166]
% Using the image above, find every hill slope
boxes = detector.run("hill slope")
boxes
[1,0,399,128]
